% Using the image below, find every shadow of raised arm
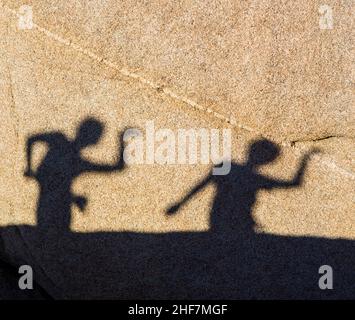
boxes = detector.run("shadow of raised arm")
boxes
[265,148,321,189]
[24,132,64,179]
[80,130,128,173]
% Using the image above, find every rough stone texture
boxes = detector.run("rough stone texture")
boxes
[2,0,354,142]
[0,1,354,299]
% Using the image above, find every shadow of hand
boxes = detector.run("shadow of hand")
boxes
[74,195,88,212]
[304,147,322,160]
[24,169,35,179]
[117,128,133,171]
[167,203,180,215]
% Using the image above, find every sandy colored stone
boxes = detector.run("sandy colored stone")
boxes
[1,0,354,142]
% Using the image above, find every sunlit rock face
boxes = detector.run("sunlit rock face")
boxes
[0,1,354,299]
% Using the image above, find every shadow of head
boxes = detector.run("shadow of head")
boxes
[74,118,104,148]
[247,139,280,167]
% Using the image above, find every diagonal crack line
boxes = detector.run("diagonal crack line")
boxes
[291,135,354,145]
[1,3,354,180]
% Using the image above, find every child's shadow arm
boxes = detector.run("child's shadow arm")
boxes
[80,131,126,173]
[24,132,62,177]
[263,148,320,189]
[81,159,124,173]
[167,173,213,215]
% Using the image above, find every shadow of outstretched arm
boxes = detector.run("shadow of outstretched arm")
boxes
[167,172,213,215]
[80,130,127,173]
[265,148,320,189]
